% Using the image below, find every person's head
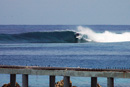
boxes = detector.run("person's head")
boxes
[76,33,79,36]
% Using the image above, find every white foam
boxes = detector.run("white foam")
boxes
[77,26,130,43]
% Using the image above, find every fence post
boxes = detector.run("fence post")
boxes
[22,74,28,87]
[91,77,97,87]
[50,75,55,87]
[10,74,16,87]
[64,76,70,87]
[107,77,114,87]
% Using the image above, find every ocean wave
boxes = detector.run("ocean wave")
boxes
[1,26,130,43]
[0,31,79,43]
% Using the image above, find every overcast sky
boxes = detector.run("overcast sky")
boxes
[0,0,130,25]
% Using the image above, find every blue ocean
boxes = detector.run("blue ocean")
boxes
[0,25,130,87]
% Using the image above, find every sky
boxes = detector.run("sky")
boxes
[0,0,130,25]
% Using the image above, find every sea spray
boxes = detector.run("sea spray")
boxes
[77,26,130,43]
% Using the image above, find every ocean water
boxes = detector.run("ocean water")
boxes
[0,25,130,87]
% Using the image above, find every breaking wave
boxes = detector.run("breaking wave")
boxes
[0,26,130,43]
[77,26,130,43]
[0,31,78,43]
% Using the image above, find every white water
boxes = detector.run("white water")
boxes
[77,26,130,43]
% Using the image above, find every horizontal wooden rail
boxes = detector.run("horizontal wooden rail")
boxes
[0,65,130,78]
